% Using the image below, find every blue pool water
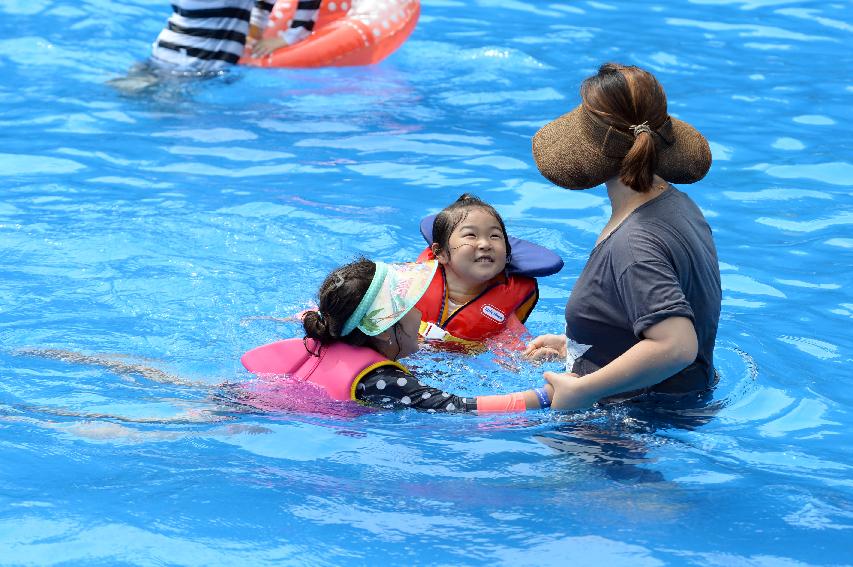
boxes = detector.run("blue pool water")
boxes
[2,0,852,564]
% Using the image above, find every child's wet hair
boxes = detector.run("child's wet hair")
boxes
[431,193,511,260]
[303,257,375,347]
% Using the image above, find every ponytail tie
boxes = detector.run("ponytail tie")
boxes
[315,310,338,337]
[303,336,321,357]
[331,272,346,290]
[629,121,652,137]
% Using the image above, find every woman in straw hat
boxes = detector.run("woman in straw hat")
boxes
[523,63,721,411]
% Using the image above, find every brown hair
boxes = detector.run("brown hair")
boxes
[302,258,375,348]
[581,63,668,193]
[431,193,512,261]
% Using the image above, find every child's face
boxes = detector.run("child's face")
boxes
[435,208,507,289]
[395,307,422,358]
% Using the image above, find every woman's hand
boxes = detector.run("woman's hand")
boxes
[252,37,288,57]
[543,371,598,411]
[523,334,567,362]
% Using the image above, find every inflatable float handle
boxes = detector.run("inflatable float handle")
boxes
[240,0,420,68]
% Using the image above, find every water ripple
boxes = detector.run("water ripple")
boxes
[778,336,840,361]
[756,211,853,232]
[0,153,84,175]
[665,17,837,42]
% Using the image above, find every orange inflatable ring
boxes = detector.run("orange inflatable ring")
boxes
[240,0,420,68]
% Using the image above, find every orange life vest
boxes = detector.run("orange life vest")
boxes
[414,249,538,346]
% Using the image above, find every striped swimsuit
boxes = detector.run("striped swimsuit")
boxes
[151,0,322,73]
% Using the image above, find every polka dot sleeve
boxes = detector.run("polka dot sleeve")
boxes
[355,366,477,413]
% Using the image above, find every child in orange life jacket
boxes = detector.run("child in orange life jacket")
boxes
[242,257,557,413]
[415,194,563,350]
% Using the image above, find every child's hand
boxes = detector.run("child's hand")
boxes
[522,334,567,362]
[252,37,288,57]
[247,24,263,44]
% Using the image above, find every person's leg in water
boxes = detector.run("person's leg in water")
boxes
[18,348,206,387]
[106,61,165,95]
[12,348,249,424]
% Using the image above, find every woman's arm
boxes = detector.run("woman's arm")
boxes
[545,316,698,410]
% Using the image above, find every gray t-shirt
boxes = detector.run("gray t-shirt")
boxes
[565,186,721,394]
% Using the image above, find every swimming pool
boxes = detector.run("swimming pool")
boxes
[1,0,851,564]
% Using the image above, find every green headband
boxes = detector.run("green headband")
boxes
[341,262,389,336]
[340,261,437,337]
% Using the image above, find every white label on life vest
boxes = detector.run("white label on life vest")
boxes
[481,304,506,323]
[422,321,449,341]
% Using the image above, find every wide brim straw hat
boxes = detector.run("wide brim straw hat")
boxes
[532,105,712,190]
[342,260,437,337]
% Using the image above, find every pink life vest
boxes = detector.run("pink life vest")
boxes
[241,338,409,402]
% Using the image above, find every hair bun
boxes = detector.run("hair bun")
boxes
[303,309,334,343]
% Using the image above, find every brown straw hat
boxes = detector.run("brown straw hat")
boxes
[532,104,712,190]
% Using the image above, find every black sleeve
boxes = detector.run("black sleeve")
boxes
[355,365,478,413]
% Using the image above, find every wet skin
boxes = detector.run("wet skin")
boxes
[435,208,508,297]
